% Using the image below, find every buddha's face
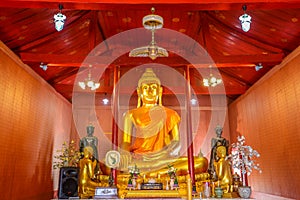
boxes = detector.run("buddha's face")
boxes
[86,126,94,136]
[217,146,226,158]
[140,82,160,105]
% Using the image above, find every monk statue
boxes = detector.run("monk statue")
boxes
[120,68,208,175]
[208,125,229,179]
[213,145,232,193]
[78,146,103,199]
[80,124,102,174]
[80,124,99,161]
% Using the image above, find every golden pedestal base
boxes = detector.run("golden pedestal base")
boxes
[116,172,210,198]
[118,189,186,199]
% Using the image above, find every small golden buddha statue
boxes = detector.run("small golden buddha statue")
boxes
[208,125,229,179]
[78,146,103,198]
[213,145,233,193]
[120,68,207,175]
[80,124,99,161]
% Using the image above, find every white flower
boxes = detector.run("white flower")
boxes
[229,135,262,176]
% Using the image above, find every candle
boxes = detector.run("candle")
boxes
[157,174,161,183]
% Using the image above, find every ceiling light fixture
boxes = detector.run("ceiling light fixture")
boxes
[54,4,66,32]
[203,65,222,87]
[239,5,252,32]
[102,93,109,105]
[40,62,47,71]
[190,98,197,105]
[78,65,100,91]
[255,63,263,71]
[129,7,168,60]
[102,98,109,105]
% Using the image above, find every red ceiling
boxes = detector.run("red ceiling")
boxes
[0,0,300,102]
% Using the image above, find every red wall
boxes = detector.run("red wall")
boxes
[0,41,76,200]
[228,47,300,199]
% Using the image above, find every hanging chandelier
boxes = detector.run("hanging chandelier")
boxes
[239,5,252,32]
[203,66,222,87]
[53,4,66,32]
[78,65,100,91]
[129,7,168,60]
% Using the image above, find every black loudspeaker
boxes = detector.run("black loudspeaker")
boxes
[58,167,79,199]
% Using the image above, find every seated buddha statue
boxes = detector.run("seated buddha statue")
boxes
[80,124,99,161]
[78,146,103,198]
[208,125,229,179]
[213,145,232,193]
[120,68,207,175]
[80,124,101,174]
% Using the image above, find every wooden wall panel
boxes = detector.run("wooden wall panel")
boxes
[228,47,300,199]
[0,41,75,199]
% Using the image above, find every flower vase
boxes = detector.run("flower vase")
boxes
[128,178,133,189]
[238,186,252,198]
[132,178,137,189]
[166,180,169,190]
[214,187,223,198]
[202,181,211,198]
[170,178,174,190]
[174,177,179,189]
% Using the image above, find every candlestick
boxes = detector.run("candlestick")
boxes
[187,174,192,200]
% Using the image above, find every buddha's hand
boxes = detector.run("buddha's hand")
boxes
[167,140,181,157]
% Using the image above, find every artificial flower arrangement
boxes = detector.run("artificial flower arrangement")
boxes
[167,164,177,178]
[167,164,179,188]
[53,140,82,169]
[129,164,140,178]
[229,135,262,186]
[127,164,140,188]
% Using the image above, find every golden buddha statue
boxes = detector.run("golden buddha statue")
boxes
[208,125,229,179]
[78,146,103,198]
[213,145,232,193]
[116,68,209,198]
[120,68,208,175]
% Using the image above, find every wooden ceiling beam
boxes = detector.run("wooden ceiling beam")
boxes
[20,52,283,67]
[56,83,247,95]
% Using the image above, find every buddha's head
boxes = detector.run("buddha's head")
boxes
[216,145,226,158]
[86,124,95,136]
[137,68,163,107]
[215,125,223,137]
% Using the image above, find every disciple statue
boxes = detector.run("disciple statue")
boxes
[80,124,101,174]
[208,125,229,179]
[80,124,99,161]
[78,147,103,198]
[120,68,207,174]
[213,145,232,193]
